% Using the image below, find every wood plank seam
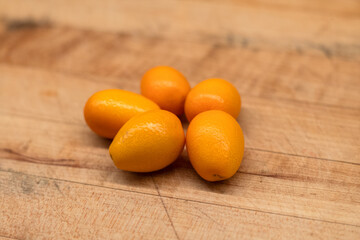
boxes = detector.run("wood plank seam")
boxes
[0,147,118,171]
[0,168,159,197]
[2,142,358,177]
[247,148,360,166]
[2,145,359,187]
[236,171,359,196]
[3,154,357,196]
[152,176,180,240]
[1,168,359,229]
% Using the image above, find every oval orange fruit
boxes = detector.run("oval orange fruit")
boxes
[141,66,190,116]
[186,110,245,181]
[84,89,159,139]
[184,78,241,121]
[109,110,185,172]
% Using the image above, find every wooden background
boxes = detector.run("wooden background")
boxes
[0,0,359,239]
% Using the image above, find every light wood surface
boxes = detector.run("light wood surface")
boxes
[0,0,359,239]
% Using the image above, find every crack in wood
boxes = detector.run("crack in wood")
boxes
[1,167,359,229]
[151,176,180,240]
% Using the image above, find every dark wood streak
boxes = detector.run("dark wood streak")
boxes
[1,148,76,165]
[2,18,52,31]
[3,147,359,189]
[0,148,118,172]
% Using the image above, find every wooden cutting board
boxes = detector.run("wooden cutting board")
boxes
[0,0,359,239]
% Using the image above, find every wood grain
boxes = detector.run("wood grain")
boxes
[1,140,360,227]
[0,170,178,239]
[0,27,359,109]
[0,0,359,239]
[1,169,359,240]
[0,0,359,59]
[1,64,359,163]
